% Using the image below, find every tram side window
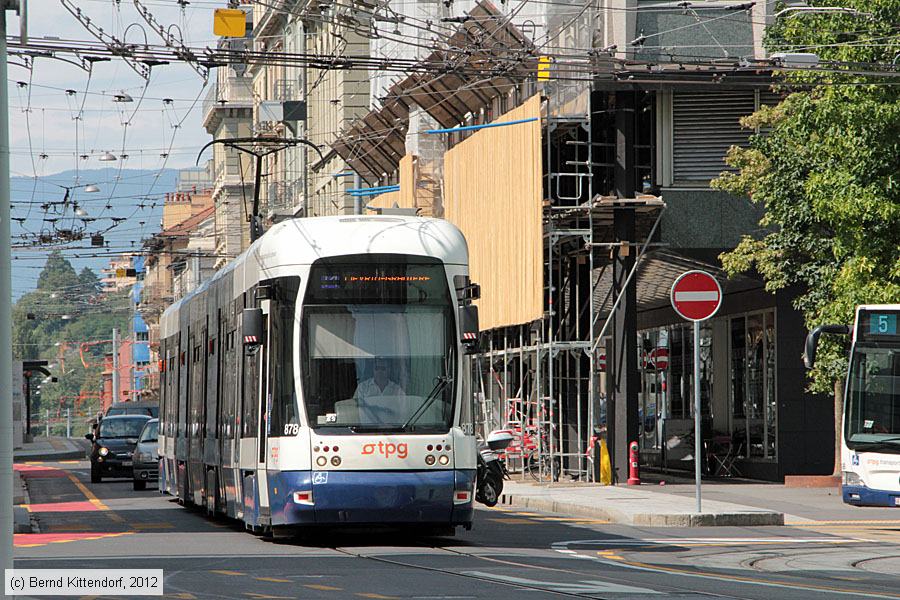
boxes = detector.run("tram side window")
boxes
[159,338,167,436]
[242,292,261,438]
[270,277,301,436]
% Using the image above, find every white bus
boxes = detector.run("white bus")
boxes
[806,305,900,507]
[158,216,480,536]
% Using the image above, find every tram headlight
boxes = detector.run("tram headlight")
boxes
[425,455,436,466]
[331,456,341,466]
[98,447,109,457]
[316,456,327,467]
[842,471,864,487]
[438,455,450,466]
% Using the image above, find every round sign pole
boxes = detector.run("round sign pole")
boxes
[671,270,723,514]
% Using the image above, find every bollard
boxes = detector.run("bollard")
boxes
[66,408,71,438]
[627,440,641,485]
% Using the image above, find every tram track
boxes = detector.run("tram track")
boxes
[333,544,760,600]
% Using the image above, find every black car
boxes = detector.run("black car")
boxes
[104,402,158,418]
[132,418,158,491]
[86,415,152,483]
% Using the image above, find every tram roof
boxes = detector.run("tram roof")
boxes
[161,215,468,326]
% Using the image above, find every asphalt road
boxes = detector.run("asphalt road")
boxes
[13,460,900,600]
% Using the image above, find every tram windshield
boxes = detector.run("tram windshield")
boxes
[845,344,900,452]
[301,256,456,433]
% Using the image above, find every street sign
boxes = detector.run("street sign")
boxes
[213,8,246,37]
[650,347,669,370]
[670,270,722,322]
[670,269,722,515]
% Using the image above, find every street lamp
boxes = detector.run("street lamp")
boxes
[99,151,118,162]
[84,184,100,193]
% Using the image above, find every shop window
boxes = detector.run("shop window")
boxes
[729,310,777,460]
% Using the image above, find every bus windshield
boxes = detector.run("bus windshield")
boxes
[845,344,900,450]
[301,256,456,433]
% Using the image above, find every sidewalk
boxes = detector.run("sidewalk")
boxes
[14,436,87,462]
[499,480,785,527]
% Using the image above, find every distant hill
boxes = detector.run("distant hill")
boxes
[10,168,179,299]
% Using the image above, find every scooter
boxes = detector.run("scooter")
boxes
[476,430,514,507]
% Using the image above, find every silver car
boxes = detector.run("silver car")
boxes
[132,418,158,491]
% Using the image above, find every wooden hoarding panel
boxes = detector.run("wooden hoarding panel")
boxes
[444,95,543,330]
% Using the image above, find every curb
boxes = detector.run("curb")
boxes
[14,449,87,462]
[499,493,785,527]
[13,471,35,534]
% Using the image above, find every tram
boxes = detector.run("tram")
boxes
[157,216,481,535]
[805,305,900,507]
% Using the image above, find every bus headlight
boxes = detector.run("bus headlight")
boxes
[331,456,341,466]
[316,456,327,467]
[99,447,109,457]
[842,471,864,487]
[425,455,436,466]
[438,455,450,466]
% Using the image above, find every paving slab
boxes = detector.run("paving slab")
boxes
[13,436,87,462]
[498,480,784,527]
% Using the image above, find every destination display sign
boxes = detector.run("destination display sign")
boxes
[858,308,900,341]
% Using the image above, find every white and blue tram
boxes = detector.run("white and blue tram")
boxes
[158,216,480,535]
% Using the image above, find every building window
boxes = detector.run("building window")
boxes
[729,310,777,460]
[136,331,149,342]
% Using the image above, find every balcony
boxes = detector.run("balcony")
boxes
[203,74,254,132]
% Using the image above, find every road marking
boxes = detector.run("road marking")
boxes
[168,594,197,599]
[254,577,291,583]
[462,571,661,594]
[243,593,293,599]
[585,552,900,598]
[305,584,343,591]
[64,472,125,523]
[356,594,399,599]
[210,570,246,576]
[128,522,175,529]
[14,532,132,548]
[487,518,534,524]
[21,500,100,513]
[789,520,900,526]
[552,537,851,549]
[59,460,81,464]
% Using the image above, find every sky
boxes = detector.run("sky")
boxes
[7,0,218,180]
[7,0,223,296]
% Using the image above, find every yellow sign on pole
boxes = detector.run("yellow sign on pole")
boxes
[214,8,246,38]
[537,56,552,81]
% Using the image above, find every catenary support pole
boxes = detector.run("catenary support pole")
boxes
[353,172,362,215]
[45,409,49,437]
[694,319,702,512]
[1,1,16,577]
[112,328,120,405]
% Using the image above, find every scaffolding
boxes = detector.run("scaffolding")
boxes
[474,88,666,485]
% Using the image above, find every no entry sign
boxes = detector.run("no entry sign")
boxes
[671,270,722,322]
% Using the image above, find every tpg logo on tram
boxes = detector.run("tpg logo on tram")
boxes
[362,441,409,459]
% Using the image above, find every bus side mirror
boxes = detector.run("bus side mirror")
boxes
[242,308,264,348]
[803,324,850,369]
[460,305,479,355]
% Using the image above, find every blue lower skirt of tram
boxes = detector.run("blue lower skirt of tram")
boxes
[266,469,476,527]
[842,484,900,507]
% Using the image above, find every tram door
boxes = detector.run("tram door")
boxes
[256,299,271,516]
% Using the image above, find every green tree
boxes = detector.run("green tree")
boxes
[13,252,130,427]
[713,0,900,473]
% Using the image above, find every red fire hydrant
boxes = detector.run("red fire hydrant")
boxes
[627,441,641,485]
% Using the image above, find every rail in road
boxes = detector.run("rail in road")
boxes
[13,459,900,599]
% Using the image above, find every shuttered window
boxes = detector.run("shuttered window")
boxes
[672,91,757,183]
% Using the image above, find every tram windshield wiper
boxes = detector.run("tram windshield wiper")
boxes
[349,425,407,434]
[401,375,451,432]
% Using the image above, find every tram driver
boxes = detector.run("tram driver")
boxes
[353,357,405,402]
